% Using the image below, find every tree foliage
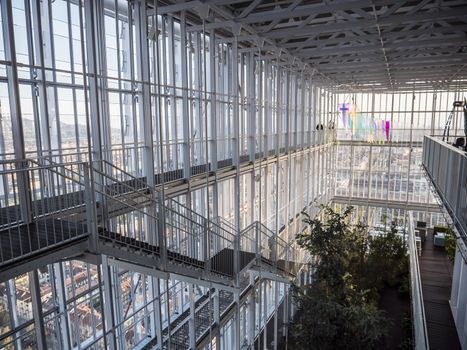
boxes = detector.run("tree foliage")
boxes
[434,225,457,263]
[289,206,408,350]
[289,282,388,350]
[445,232,456,263]
[364,225,408,291]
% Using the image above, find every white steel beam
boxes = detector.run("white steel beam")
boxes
[0,0,32,223]
[260,8,467,40]
[29,270,47,350]
[238,0,394,24]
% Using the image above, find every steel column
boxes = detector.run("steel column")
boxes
[29,270,47,350]
[0,0,32,223]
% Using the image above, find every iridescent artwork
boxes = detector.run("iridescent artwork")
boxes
[338,103,391,142]
[384,120,391,142]
[339,103,349,127]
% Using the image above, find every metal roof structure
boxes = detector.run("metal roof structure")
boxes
[1,1,466,349]
[155,0,467,91]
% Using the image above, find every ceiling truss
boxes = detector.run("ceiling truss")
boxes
[155,0,467,91]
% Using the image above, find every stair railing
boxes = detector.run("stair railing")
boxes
[164,199,237,277]
[90,161,239,279]
[27,157,301,281]
[98,160,166,262]
[211,218,303,277]
[210,216,237,236]
[36,158,159,254]
[98,161,240,277]
[90,165,159,235]
[0,159,90,266]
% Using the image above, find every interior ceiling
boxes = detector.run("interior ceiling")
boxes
[159,0,467,91]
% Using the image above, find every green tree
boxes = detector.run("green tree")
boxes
[289,281,388,350]
[296,206,369,296]
[290,206,390,350]
[434,226,457,263]
[363,224,408,291]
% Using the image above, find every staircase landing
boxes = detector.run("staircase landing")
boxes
[0,219,89,281]
[1,221,296,287]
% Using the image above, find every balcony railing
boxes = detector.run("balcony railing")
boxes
[422,135,467,240]
[407,211,429,350]
[0,157,305,288]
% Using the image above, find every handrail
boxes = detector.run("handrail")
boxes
[429,133,466,139]
[94,182,159,223]
[28,158,89,188]
[407,211,429,350]
[91,167,153,203]
[425,134,467,156]
[27,159,157,225]
[213,219,297,258]
[0,159,90,266]
[163,201,234,242]
[422,135,467,243]
[211,216,237,232]
[167,198,232,236]
[0,157,303,283]
[101,160,153,192]
[0,159,86,178]
[32,158,158,217]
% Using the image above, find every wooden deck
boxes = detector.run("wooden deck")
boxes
[419,229,461,350]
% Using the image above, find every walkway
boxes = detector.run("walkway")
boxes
[419,229,461,350]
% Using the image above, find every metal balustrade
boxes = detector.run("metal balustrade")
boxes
[80,160,306,349]
[422,135,467,241]
[163,198,236,277]
[0,158,304,286]
[210,216,237,237]
[91,161,304,282]
[0,159,89,267]
[0,158,311,350]
[407,211,429,350]
[158,271,295,350]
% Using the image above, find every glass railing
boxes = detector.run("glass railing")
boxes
[407,211,429,350]
[422,135,467,240]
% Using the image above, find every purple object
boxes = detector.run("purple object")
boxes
[339,103,349,127]
[385,120,391,141]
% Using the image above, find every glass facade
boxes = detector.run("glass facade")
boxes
[0,1,464,349]
[0,1,333,348]
[334,90,466,204]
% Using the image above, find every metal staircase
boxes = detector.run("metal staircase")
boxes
[0,159,91,281]
[0,159,309,350]
[0,159,304,287]
[91,160,302,288]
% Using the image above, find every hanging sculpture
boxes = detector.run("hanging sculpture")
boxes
[338,103,349,128]
[338,103,391,143]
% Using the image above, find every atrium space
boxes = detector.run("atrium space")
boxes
[0,0,466,349]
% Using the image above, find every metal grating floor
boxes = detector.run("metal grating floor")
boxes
[0,219,88,263]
